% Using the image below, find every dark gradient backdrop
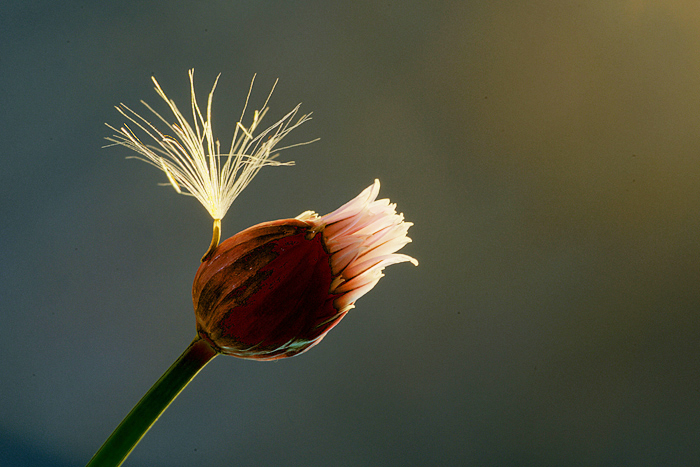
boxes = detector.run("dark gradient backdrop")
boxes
[2,1,699,466]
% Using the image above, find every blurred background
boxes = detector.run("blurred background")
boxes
[2,1,699,465]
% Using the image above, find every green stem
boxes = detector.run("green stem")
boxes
[86,336,218,467]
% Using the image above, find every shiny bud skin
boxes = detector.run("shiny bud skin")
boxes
[193,180,418,360]
[193,219,342,360]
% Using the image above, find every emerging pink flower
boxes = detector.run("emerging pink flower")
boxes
[192,179,418,360]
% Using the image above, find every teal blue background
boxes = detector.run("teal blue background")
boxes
[2,1,699,465]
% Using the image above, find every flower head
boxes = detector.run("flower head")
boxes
[105,69,314,221]
[192,179,418,360]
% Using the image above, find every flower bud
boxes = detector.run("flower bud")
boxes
[192,180,417,360]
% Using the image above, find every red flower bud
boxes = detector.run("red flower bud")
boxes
[192,180,417,360]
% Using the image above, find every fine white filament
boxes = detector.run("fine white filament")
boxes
[105,69,315,220]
